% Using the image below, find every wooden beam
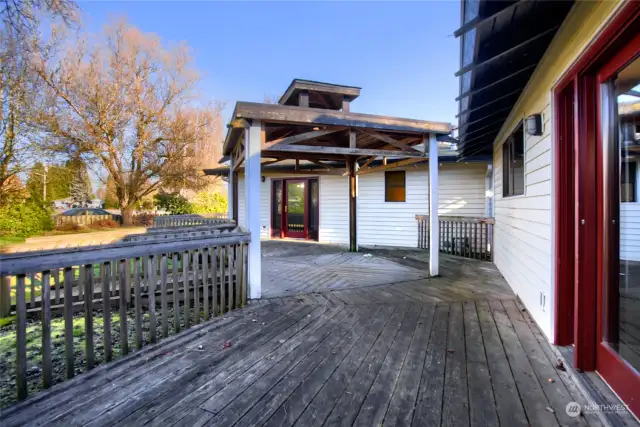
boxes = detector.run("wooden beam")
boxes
[357,157,425,175]
[360,156,376,170]
[349,131,356,149]
[261,169,345,176]
[263,127,346,149]
[310,159,342,170]
[626,89,640,98]
[266,144,428,158]
[235,102,451,134]
[342,97,350,112]
[455,25,560,77]
[358,129,422,153]
[299,90,309,108]
[227,118,249,129]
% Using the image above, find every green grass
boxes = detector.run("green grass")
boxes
[0,236,25,247]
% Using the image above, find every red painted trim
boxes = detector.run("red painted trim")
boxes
[573,73,598,372]
[553,83,575,346]
[555,1,640,90]
[597,344,640,417]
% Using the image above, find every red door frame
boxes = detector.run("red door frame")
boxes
[271,177,319,240]
[553,0,640,416]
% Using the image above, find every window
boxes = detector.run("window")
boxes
[502,122,525,197]
[385,170,406,202]
[621,161,636,202]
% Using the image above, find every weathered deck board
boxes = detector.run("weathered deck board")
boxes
[2,242,632,427]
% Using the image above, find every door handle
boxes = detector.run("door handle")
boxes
[285,205,288,213]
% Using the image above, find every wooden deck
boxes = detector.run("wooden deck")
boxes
[0,242,627,426]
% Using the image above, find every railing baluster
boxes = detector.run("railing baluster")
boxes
[16,274,27,400]
[161,254,168,338]
[148,256,157,344]
[203,248,210,321]
[212,247,218,316]
[193,250,200,325]
[172,253,179,333]
[234,245,240,309]
[103,262,112,362]
[64,267,74,379]
[84,264,94,370]
[29,272,35,308]
[54,269,61,305]
[134,257,142,350]
[42,270,52,389]
[183,251,190,329]
[119,259,129,356]
[227,245,233,311]
[220,246,226,314]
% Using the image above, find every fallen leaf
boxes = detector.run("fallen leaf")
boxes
[556,359,566,371]
[223,341,232,349]
[545,406,555,413]
[548,378,554,383]
[447,349,456,353]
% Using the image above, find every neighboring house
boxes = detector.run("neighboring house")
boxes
[455,0,639,416]
[206,79,491,249]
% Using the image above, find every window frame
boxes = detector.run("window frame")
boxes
[384,170,406,203]
[502,121,525,198]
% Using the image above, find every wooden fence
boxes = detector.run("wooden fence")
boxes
[151,214,229,228]
[416,215,494,261]
[55,214,119,227]
[0,227,249,401]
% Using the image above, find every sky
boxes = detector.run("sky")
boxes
[78,1,461,126]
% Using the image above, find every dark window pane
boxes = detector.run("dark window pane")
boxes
[503,122,525,197]
[621,161,636,202]
[385,171,406,202]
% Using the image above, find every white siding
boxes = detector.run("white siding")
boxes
[621,203,640,261]
[358,163,488,247]
[319,175,349,245]
[493,105,553,337]
[236,173,349,245]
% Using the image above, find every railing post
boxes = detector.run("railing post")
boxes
[0,276,10,318]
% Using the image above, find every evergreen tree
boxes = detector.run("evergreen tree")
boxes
[70,167,92,207]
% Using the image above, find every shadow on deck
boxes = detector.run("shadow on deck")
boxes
[1,241,635,427]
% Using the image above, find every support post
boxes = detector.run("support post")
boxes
[245,120,262,299]
[428,134,439,276]
[348,158,358,252]
[228,155,235,222]
[299,90,309,108]
[232,171,238,224]
[342,97,350,112]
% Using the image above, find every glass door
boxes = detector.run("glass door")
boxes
[284,180,307,238]
[597,46,640,411]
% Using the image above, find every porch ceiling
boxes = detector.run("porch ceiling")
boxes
[455,0,574,158]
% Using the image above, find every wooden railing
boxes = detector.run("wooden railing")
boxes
[151,213,229,228]
[0,227,249,402]
[416,215,494,261]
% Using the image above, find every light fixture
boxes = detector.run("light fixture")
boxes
[261,176,266,182]
[525,114,543,136]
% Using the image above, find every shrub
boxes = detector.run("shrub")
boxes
[191,191,228,214]
[132,213,155,226]
[153,192,194,215]
[0,202,55,237]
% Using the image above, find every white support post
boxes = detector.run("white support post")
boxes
[245,120,262,299]
[228,155,235,221]
[428,133,439,277]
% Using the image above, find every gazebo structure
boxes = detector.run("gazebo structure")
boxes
[219,79,452,299]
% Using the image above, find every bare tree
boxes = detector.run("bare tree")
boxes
[34,19,220,224]
[1,0,77,40]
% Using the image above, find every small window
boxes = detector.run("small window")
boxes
[621,161,637,202]
[503,122,525,197]
[385,171,406,202]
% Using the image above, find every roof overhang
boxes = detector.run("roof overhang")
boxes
[278,79,361,107]
[455,0,574,158]
[222,101,452,157]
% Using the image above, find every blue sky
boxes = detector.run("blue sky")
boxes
[79,1,460,126]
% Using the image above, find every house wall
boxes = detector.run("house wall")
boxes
[236,162,488,248]
[490,0,623,339]
[357,163,487,247]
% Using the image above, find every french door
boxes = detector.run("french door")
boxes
[595,32,640,414]
[271,178,319,240]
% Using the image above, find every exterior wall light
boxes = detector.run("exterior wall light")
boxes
[525,114,543,136]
